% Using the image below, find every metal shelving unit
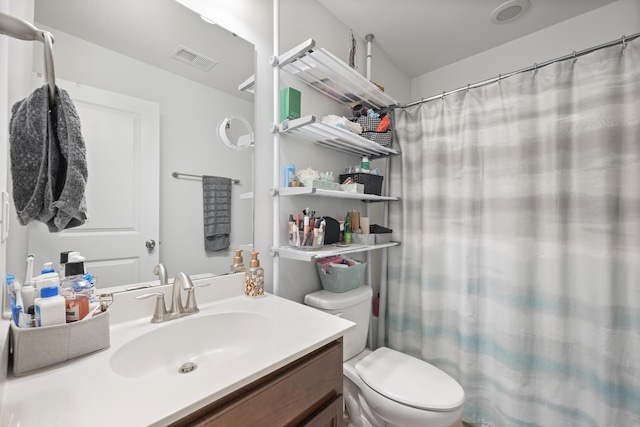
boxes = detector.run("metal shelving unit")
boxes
[278,39,399,110]
[278,242,399,262]
[279,116,398,158]
[278,186,398,202]
[274,38,399,268]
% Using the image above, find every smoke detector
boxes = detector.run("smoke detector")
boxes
[171,46,217,71]
[490,0,531,24]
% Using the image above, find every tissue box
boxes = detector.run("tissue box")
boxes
[279,87,301,122]
[10,312,110,376]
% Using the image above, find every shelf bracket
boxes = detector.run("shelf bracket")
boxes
[269,246,278,257]
[269,187,279,196]
[277,38,316,68]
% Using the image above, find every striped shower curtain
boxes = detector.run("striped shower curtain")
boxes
[384,38,640,426]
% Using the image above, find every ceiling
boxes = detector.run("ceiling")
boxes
[34,0,255,101]
[318,0,618,79]
[33,0,617,97]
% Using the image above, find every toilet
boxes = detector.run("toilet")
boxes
[304,286,464,427]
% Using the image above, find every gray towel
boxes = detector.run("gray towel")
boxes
[9,84,88,231]
[202,175,231,252]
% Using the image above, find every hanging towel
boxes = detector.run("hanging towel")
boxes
[9,84,88,232]
[202,175,232,252]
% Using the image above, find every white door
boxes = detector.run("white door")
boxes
[28,79,160,288]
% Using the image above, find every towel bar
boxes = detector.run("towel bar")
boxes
[172,171,240,184]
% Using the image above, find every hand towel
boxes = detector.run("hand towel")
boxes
[9,84,88,232]
[202,175,232,252]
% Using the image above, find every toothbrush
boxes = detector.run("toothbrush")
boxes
[25,254,35,283]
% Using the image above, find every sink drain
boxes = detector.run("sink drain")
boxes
[179,362,197,374]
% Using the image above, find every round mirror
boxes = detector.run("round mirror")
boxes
[217,115,254,150]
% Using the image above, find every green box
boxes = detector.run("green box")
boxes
[279,87,301,122]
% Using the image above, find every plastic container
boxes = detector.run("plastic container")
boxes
[284,163,296,187]
[33,263,60,298]
[34,286,66,327]
[244,252,265,297]
[230,249,245,273]
[316,261,367,293]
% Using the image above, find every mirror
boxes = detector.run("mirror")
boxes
[6,0,255,289]
[217,115,254,151]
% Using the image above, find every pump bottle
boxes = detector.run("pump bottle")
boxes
[244,252,265,297]
[230,249,245,273]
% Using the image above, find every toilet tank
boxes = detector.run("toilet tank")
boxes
[304,286,372,361]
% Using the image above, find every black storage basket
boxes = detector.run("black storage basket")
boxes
[339,173,383,195]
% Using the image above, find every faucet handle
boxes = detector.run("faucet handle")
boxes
[136,292,167,323]
[185,283,210,313]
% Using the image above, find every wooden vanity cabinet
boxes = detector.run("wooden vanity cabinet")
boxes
[171,339,344,427]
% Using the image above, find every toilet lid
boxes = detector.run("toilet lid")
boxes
[355,347,465,411]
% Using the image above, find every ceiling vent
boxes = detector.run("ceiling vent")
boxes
[171,46,217,71]
[490,0,531,24]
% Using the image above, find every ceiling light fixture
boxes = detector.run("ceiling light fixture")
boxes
[490,0,531,24]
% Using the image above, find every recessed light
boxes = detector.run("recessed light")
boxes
[490,0,531,24]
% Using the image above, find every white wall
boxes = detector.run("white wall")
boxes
[411,0,640,101]
[5,26,254,280]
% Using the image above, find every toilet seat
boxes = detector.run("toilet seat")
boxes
[356,347,465,411]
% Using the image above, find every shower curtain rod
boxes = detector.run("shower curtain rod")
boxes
[399,32,640,110]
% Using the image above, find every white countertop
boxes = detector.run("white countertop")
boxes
[1,274,354,426]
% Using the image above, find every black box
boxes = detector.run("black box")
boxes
[339,173,383,196]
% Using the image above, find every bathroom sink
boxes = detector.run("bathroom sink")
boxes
[109,312,275,378]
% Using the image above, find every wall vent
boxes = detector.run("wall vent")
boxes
[171,46,217,71]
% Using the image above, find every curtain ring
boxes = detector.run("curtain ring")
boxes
[498,74,502,84]
[533,63,538,74]
[441,91,446,100]
[622,35,627,49]
[572,51,577,63]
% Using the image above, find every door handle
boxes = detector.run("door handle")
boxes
[145,239,156,254]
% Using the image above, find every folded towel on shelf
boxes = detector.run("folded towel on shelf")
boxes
[202,175,232,252]
[9,84,88,232]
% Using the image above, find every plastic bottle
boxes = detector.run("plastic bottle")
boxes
[343,213,352,244]
[284,163,296,187]
[20,281,36,314]
[230,249,245,273]
[361,156,370,173]
[61,255,95,321]
[58,251,73,279]
[244,252,265,297]
[34,286,66,327]
[33,262,61,299]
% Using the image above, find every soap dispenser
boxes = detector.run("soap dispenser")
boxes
[244,252,265,297]
[230,249,245,273]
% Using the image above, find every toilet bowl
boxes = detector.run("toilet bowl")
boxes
[305,286,464,427]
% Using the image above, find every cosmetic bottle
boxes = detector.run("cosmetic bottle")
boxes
[34,286,66,327]
[344,213,352,244]
[361,156,370,173]
[33,262,60,299]
[244,252,265,297]
[231,249,245,273]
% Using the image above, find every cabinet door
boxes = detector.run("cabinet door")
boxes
[172,339,343,427]
[301,394,343,427]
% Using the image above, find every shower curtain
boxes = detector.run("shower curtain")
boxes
[384,38,640,426]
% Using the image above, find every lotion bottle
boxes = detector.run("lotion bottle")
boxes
[244,252,265,297]
[34,286,66,327]
[230,249,245,273]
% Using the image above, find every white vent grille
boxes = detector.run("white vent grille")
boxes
[171,46,217,71]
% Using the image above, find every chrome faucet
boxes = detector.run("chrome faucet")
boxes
[137,272,208,323]
[153,263,169,286]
